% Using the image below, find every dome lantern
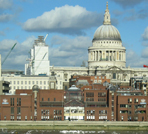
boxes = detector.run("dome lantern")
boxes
[103,2,111,25]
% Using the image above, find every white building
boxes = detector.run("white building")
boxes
[25,36,50,76]
[3,75,49,94]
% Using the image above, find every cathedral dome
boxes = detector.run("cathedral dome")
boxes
[93,2,121,42]
[93,24,121,41]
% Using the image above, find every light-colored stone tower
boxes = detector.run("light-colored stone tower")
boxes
[25,36,50,76]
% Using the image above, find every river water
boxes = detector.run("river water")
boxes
[0,130,148,134]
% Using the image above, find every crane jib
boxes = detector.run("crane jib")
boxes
[11,43,17,50]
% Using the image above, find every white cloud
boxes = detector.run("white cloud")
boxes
[126,49,147,67]
[111,0,147,8]
[142,41,148,46]
[142,47,148,57]
[142,27,148,40]
[23,5,103,35]
[49,35,91,66]
[0,14,13,22]
[0,0,13,10]
[0,39,17,50]
[0,36,36,70]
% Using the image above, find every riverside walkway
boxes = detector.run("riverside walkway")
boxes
[0,121,148,130]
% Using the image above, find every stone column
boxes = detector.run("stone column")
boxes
[94,51,95,61]
[112,51,113,61]
[113,51,115,61]
[117,51,119,61]
[96,51,97,61]
[121,51,123,61]
[108,51,110,61]
[115,51,116,61]
[124,51,126,61]
[98,51,100,61]
[105,51,106,60]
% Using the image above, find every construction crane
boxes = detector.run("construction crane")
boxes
[2,43,17,65]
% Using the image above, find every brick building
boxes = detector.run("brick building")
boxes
[0,88,64,121]
[0,83,148,121]
[69,75,110,89]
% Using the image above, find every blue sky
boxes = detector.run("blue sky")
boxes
[0,0,148,71]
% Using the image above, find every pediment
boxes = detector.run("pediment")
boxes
[64,100,84,107]
[107,66,123,71]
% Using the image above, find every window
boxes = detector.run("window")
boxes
[17,81,19,84]
[94,80,97,83]
[29,81,31,84]
[32,81,34,84]
[42,98,44,101]
[112,101,114,106]
[54,98,56,101]
[25,81,27,84]
[11,107,14,114]
[86,98,94,101]
[21,81,23,84]
[41,109,43,115]
[120,104,127,108]
[134,98,138,103]
[44,81,46,84]
[128,111,131,114]
[128,105,131,108]
[17,115,21,120]
[99,110,107,115]
[17,107,21,114]
[87,110,95,115]
[48,98,50,101]
[54,110,62,115]
[113,73,116,79]
[128,98,132,103]
[10,115,14,121]
[14,81,15,84]
[98,92,106,97]
[10,98,14,106]
[25,116,27,121]
[17,98,21,106]
[4,116,6,120]
[40,81,42,84]
[86,93,94,97]
[36,81,38,84]
[98,98,106,101]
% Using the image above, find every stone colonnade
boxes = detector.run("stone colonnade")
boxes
[89,50,125,61]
